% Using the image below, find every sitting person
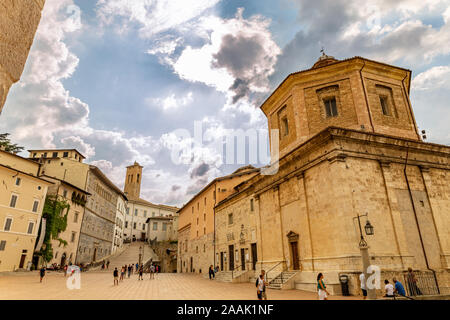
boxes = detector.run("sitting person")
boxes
[384,280,394,297]
[393,278,406,297]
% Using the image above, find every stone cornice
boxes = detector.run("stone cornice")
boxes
[216,127,450,208]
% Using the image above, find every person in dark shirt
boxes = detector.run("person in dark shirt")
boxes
[39,267,46,283]
[113,267,119,286]
[138,265,143,280]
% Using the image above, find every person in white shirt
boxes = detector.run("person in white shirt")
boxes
[256,272,267,300]
[384,279,394,297]
[359,273,367,299]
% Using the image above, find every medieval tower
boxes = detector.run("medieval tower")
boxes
[124,161,143,200]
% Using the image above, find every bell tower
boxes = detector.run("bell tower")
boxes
[124,161,143,200]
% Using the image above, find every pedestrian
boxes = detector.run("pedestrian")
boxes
[120,265,125,281]
[39,266,46,283]
[393,278,406,297]
[135,262,139,272]
[149,264,155,279]
[128,264,132,278]
[406,268,422,296]
[209,265,215,280]
[384,280,395,297]
[113,267,119,286]
[255,271,267,300]
[138,265,144,280]
[64,264,68,278]
[317,273,330,300]
[107,260,110,270]
[215,265,219,273]
[359,272,367,300]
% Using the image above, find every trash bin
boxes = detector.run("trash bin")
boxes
[339,275,350,296]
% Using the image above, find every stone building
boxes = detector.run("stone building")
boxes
[0,148,51,272]
[77,166,123,264]
[28,149,127,264]
[213,54,450,295]
[177,166,259,274]
[0,0,46,113]
[122,162,179,242]
[39,175,90,267]
[215,180,258,276]
[113,193,127,254]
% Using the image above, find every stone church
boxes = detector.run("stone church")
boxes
[213,53,450,295]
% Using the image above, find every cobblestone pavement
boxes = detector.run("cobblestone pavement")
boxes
[0,271,360,300]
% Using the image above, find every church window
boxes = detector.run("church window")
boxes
[376,85,397,118]
[277,105,290,139]
[324,97,338,117]
[380,96,390,115]
[228,213,233,225]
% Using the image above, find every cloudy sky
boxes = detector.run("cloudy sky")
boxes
[1,0,449,206]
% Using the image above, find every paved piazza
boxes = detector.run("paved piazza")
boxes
[0,271,359,300]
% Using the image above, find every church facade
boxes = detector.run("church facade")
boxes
[213,55,450,295]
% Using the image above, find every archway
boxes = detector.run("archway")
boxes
[60,252,67,267]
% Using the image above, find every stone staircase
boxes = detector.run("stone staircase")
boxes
[215,271,233,282]
[268,271,298,290]
[212,269,250,283]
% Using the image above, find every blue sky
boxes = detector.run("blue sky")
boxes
[1,0,450,206]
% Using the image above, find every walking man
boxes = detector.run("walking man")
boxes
[127,264,132,278]
[113,267,119,286]
[138,265,144,280]
[39,266,46,283]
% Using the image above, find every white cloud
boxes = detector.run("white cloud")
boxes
[160,9,281,105]
[96,0,220,37]
[149,92,194,111]
[412,65,450,90]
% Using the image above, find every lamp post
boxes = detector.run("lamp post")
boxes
[353,212,376,299]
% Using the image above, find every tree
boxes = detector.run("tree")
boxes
[0,133,24,154]
[37,195,70,264]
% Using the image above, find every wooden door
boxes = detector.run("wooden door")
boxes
[19,254,26,269]
[220,252,224,271]
[240,248,246,270]
[290,241,300,270]
[229,245,234,271]
[251,243,257,270]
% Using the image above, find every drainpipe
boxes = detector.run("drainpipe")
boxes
[358,60,375,132]
[403,144,440,293]
[213,184,217,269]
[401,72,421,141]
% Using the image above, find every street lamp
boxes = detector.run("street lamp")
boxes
[365,220,374,236]
[353,212,376,300]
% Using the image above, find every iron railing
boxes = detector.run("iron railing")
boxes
[401,271,440,296]
[265,261,283,284]
[231,265,242,279]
